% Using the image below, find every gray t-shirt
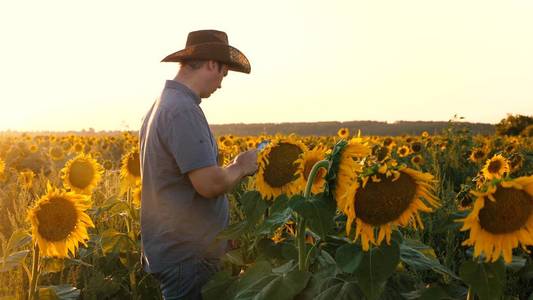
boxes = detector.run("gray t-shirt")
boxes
[139,80,229,273]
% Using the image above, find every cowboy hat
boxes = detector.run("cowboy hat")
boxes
[161,30,251,74]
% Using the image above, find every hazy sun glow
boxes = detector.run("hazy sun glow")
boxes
[0,0,531,131]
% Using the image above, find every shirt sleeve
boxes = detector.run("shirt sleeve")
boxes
[164,108,217,174]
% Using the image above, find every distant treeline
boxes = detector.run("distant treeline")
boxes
[0,120,496,137]
[210,120,495,136]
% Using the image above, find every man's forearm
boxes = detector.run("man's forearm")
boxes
[221,162,247,194]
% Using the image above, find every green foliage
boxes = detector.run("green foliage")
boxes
[459,259,506,300]
[496,114,533,136]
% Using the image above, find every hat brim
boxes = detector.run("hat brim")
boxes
[161,43,251,74]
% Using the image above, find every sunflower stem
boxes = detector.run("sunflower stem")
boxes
[297,160,330,272]
[297,217,307,271]
[304,160,330,199]
[28,242,40,300]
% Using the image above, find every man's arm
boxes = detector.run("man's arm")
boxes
[188,149,258,198]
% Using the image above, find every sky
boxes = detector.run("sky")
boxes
[0,0,531,132]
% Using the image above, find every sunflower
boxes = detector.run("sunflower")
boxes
[509,154,523,173]
[120,147,141,193]
[469,147,487,163]
[382,137,395,148]
[61,153,103,195]
[72,143,84,153]
[411,155,424,166]
[295,145,330,194]
[332,140,371,222]
[254,137,307,200]
[460,176,533,263]
[337,128,350,139]
[49,146,65,161]
[397,145,410,158]
[29,144,38,153]
[421,131,429,138]
[410,142,423,153]
[0,157,5,175]
[27,184,94,258]
[372,145,390,162]
[132,184,142,209]
[481,154,510,181]
[337,165,439,251]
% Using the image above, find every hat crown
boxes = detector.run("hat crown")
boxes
[186,30,228,47]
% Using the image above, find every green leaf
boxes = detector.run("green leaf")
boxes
[223,248,246,266]
[202,271,236,300]
[459,260,505,300]
[39,285,80,300]
[354,240,401,300]
[520,262,533,280]
[100,229,135,255]
[506,256,526,272]
[289,195,336,239]
[6,229,31,253]
[335,243,363,274]
[256,208,291,235]
[256,238,283,260]
[241,191,268,225]
[297,251,338,299]
[0,250,29,272]
[418,285,453,300]
[217,221,250,240]
[400,242,459,280]
[314,279,363,300]
[41,257,64,274]
[254,269,311,300]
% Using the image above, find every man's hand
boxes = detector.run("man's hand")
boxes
[233,149,259,177]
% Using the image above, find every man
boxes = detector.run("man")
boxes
[139,29,258,299]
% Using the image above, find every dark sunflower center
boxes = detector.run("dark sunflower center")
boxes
[411,142,422,153]
[355,173,417,226]
[127,152,141,178]
[474,151,484,159]
[36,197,78,242]
[374,146,389,162]
[263,143,302,188]
[479,187,532,234]
[487,160,502,174]
[69,160,95,189]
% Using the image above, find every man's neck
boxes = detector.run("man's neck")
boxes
[173,73,202,98]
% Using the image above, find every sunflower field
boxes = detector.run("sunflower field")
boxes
[0,123,532,300]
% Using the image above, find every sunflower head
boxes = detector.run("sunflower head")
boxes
[27,184,95,258]
[120,147,141,193]
[336,155,439,251]
[295,145,330,195]
[410,142,423,153]
[49,146,65,161]
[255,137,307,200]
[0,158,5,175]
[132,184,142,209]
[461,176,533,263]
[411,155,424,166]
[61,153,103,195]
[337,128,350,139]
[481,154,510,181]
[397,146,410,158]
[469,147,487,163]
